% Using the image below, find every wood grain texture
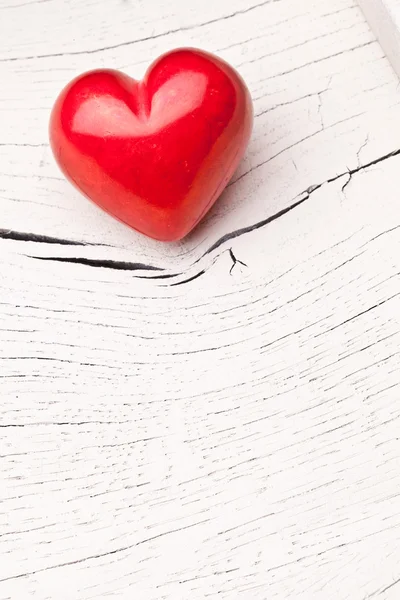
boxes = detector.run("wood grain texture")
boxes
[1,0,400,598]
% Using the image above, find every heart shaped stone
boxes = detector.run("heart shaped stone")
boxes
[49,48,253,241]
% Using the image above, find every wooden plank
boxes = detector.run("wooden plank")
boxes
[1,0,400,598]
[2,156,400,599]
[1,0,396,267]
[358,0,400,78]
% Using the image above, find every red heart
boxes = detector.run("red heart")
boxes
[49,48,253,241]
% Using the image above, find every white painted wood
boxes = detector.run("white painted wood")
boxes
[1,0,400,598]
[358,0,400,79]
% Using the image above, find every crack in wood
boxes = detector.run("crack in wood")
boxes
[169,270,206,286]
[229,248,248,274]
[6,145,400,284]
[0,229,94,246]
[29,255,164,272]
[204,196,307,256]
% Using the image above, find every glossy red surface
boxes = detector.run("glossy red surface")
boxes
[49,48,253,241]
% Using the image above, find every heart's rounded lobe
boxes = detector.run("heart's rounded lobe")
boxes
[49,48,253,241]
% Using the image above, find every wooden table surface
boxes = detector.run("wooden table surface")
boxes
[1,0,400,598]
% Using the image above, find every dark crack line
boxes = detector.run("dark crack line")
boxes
[30,255,164,272]
[319,146,400,195]
[229,248,247,274]
[170,269,206,286]
[207,145,400,257]
[9,145,400,284]
[0,0,277,63]
[136,272,180,280]
[204,196,307,256]
[169,145,400,284]
[0,228,100,247]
